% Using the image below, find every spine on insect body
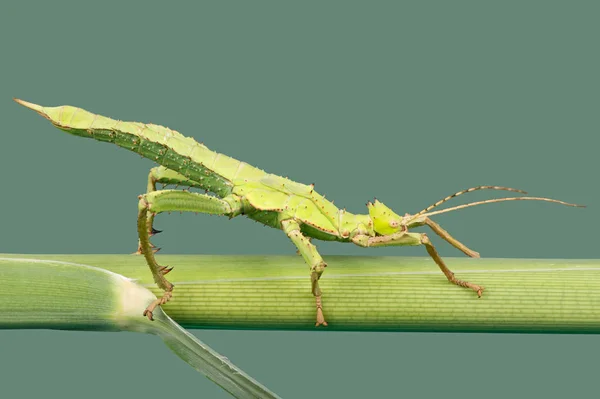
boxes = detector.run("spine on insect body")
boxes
[15,99,267,197]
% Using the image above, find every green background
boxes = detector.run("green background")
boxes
[1,1,598,398]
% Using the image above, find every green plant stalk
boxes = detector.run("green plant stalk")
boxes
[3,254,600,334]
[0,257,280,399]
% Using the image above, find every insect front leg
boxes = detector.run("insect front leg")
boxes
[137,190,242,321]
[351,232,484,297]
[409,216,480,258]
[281,219,328,327]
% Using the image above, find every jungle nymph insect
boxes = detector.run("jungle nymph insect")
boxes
[15,99,585,326]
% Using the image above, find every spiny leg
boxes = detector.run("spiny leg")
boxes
[134,166,207,255]
[138,189,242,321]
[134,167,161,255]
[351,231,484,297]
[281,219,328,327]
[137,201,173,319]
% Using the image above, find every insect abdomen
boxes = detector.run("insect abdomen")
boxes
[17,101,238,197]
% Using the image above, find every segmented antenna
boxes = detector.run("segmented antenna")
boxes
[414,186,528,217]
[420,196,585,218]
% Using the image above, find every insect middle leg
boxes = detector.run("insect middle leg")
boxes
[137,189,242,320]
[351,232,484,296]
[281,219,328,327]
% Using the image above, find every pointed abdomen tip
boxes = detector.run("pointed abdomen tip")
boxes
[14,98,44,112]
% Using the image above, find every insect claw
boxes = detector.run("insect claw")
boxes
[152,247,162,253]
[143,309,154,321]
[150,227,162,235]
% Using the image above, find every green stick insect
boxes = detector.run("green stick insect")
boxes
[15,99,585,326]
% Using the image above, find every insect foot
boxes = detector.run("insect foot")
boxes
[444,268,484,298]
[420,233,485,298]
[315,296,328,327]
[143,291,173,321]
[310,266,328,327]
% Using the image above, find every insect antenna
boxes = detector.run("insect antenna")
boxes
[414,186,528,217]
[418,196,585,219]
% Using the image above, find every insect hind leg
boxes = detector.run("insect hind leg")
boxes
[137,190,242,321]
[134,166,209,254]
